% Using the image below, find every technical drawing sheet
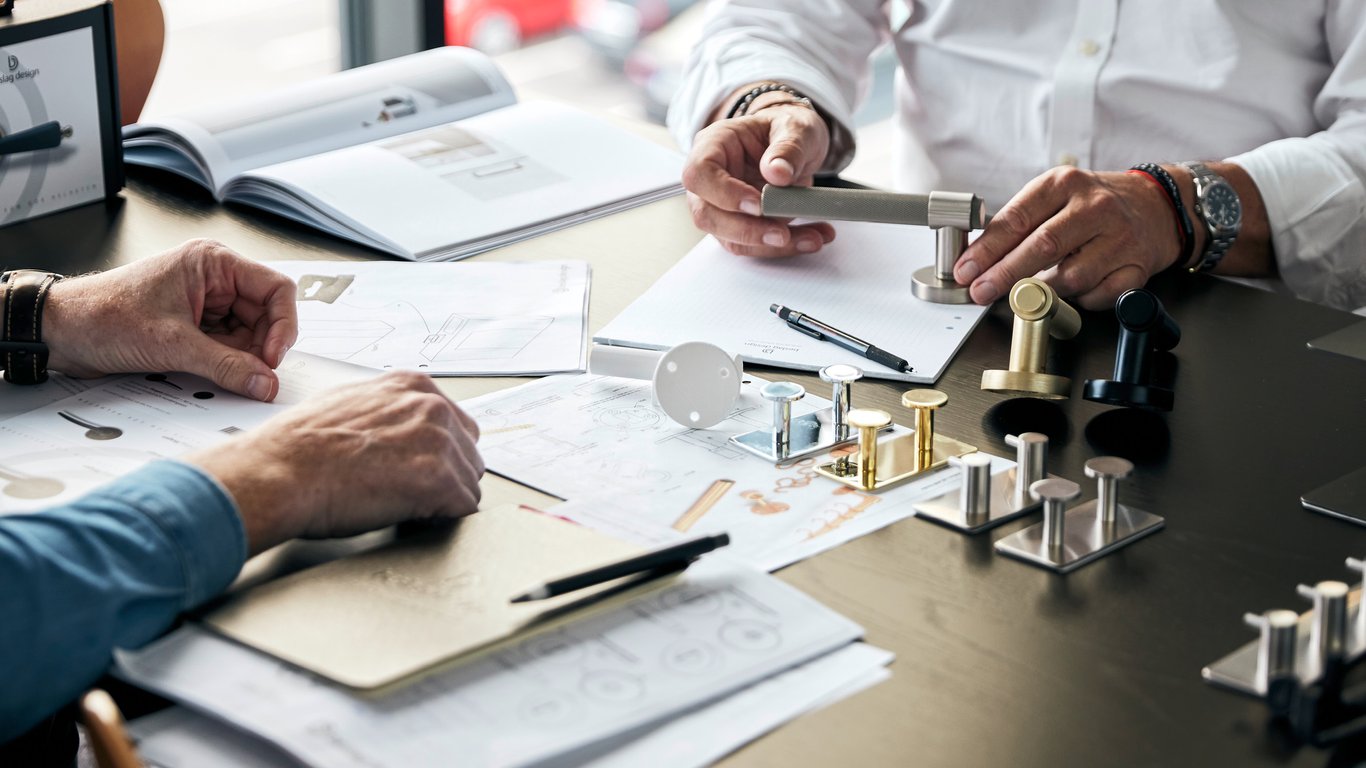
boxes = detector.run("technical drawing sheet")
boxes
[0,352,377,515]
[595,222,989,383]
[463,374,1012,571]
[270,260,590,375]
[116,562,864,768]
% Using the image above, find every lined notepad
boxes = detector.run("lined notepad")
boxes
[594,222,989,383]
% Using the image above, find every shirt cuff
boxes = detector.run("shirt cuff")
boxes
[89,459,247,609]
[1227,137,1366,310]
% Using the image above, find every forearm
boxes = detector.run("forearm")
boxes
[0,461,245,741]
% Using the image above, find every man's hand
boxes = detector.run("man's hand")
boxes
[954,167,1183,311]
[43,239,297,401]
[186,372,484,554]
[682,98,836,257]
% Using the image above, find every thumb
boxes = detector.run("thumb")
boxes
[180,333,280,401]
[759,124,810,187]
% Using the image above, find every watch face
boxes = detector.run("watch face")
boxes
[1204,181,1242,232]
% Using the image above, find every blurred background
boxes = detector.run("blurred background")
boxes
[143,0,896,182]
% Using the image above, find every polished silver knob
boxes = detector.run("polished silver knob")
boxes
[761,381,805,456]
[1243,609,1299,693]
[1005,432,1048,509]
[949,453,992,526]
[1084,456,1133,525]
[1298,580,1350,669]
[820,364,863,434]
[1347,557,1366,642]
[1030,477,1080,555]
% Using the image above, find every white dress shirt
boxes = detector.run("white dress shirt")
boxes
[669,0,1366,311]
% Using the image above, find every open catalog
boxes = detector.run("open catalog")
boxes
[122,47,684,261]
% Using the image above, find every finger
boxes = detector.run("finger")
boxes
[689,191,788,248]
[759,122,815,187]
[957,171,1074,288]
[178,330,280,401]
[1038,235,1126,299]
[204,245,299,367]
[682,125,767,217]
[969,203,1100,305]
[450,403,480,441]
[719,223,836,259]
[1074,264,1148,312]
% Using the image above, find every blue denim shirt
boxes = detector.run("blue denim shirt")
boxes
[0,460,245,741]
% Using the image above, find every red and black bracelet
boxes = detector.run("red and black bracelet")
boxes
[1128,163,1195,274]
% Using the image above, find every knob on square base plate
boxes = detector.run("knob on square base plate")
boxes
[994,496,1164,573]
[913,464,1049,534]
[1203,587,1366,699]
[814,431,977,492]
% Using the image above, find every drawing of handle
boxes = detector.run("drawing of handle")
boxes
[0,464,65,499]
[57,410,124,440]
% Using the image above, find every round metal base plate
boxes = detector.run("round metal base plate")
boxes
[911,266,972,304]
[980,368,1071,399]
[1082,379,1174,412]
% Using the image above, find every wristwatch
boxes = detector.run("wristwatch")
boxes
[1181,161,1241,273]
[1,269,64,385]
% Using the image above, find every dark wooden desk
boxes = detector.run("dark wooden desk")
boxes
[5,170,1366,767]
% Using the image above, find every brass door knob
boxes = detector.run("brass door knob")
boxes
[981,278,1081,399]
[848,408,893,490]
[901,388,948,462]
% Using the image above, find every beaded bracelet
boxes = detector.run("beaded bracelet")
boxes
[725,83,814,120]
[1128,163,1195,274]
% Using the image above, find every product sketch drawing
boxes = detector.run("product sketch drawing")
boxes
[465,374,1015,571]
[268,260,589,376]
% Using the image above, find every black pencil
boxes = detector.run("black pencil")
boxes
[510,532,730,603]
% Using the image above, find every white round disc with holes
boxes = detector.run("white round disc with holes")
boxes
[652,342,741,429]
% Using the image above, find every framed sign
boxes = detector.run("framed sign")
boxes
[0,1,123,227]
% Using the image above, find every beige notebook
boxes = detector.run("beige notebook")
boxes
[202,504,642,689]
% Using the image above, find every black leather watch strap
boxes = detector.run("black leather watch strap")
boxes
[1,270,63,385]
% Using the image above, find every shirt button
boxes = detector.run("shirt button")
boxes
[1079,39,1101,57]
[1058,153,1078,166]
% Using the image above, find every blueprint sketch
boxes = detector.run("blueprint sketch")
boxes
[463,374,1013,571]
[271,260,589,376]
[117,562,862,768]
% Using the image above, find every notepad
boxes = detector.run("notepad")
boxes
[594,222,990,383]
[202,504,642,689]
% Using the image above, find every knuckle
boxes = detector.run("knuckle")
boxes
[996,205,1032,239]
[210,351,242,386]
[1031,226,1063,261]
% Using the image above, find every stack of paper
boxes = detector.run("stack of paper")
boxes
[117,562,881,768]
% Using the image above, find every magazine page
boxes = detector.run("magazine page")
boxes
[123,47,517,196]
[225,101,684,260]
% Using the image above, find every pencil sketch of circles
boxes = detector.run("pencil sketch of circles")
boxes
[657,586,722,615]
[579,670,646,704]
[661,638,721,676]
[0,46,52,225]
[594,406,661,430]
[523,630,583,664]
[517,689,581,728]
[719,619,782,653]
